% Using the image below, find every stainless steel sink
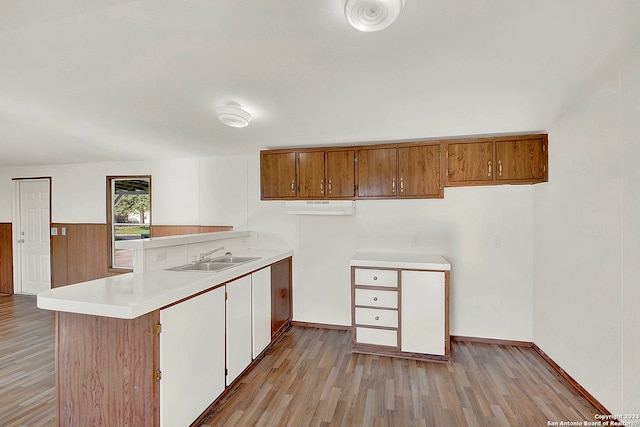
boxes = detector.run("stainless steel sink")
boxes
[166,256,261,272]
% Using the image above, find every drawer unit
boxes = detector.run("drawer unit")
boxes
[354,288,397,309]
[350,255,451,361]
[354,268,397,288]
[355,307,398,328]
[356,327,398,347]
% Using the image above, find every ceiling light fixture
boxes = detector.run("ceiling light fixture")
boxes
[344,0,405,32]
[216,102,252,128]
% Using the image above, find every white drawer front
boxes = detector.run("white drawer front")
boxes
[354,268,397,288]
[355,307,398,328]
[355,288,398,309]
[356,327,398,347]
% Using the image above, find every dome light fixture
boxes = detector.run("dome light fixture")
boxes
[344,0,405,32]
[216,102,252,128]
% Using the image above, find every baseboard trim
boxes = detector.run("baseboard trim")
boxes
[451,335,533,347]
[532,344,611,416]
[290,321,351,331]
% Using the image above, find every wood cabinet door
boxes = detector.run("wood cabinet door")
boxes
[495,138,547,182]
[357,147,397,197]
[260,151,297,199]
[398,145,441,197]
[298,151,325,198]
[446,142,494,185]
[326,150,355,198]
[271,257,292,337]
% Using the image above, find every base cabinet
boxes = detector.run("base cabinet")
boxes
[351,260,450,361]
[401,271,446,355]
[226,275,253,385]
[252,267,272,358]
[55,257,293,427]
[160,286,226,427]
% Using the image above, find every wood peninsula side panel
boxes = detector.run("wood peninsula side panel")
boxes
[271,257,292,338]
[57,311,159,427]
[0,223,13,295]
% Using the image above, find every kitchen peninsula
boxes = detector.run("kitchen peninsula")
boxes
[37,231,293,427]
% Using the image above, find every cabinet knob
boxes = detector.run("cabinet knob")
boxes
[373,297,378,301]
[375,316,380,321]
[373,276,378,281]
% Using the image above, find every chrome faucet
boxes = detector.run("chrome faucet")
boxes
[199,246,224,262]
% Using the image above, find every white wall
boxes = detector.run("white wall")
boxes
[0,152,536,342]
[533,47,640,414]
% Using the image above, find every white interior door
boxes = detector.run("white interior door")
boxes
[16,179,51,294]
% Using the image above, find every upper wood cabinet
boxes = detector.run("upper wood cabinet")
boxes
[446,141,494,185]
[260,133,547,200]
[357,147,397,197]
[326,150,356,198]
[298,151,325,199]
[444,135,548,187]
[495,137,547,183]
[398,145,441,198]
[261,150,356,200]
[357,144,442,199]
[260,152,297,199]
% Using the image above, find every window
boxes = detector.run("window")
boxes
[107,177,151,270]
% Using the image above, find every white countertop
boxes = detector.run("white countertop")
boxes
[350,252,451,271]
[115,230,251,250]
[37,248,293,319]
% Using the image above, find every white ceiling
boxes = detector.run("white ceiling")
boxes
[1,0,639,167]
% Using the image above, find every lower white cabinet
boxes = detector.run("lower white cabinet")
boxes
[226,275,252,385]
[252,267,272,359]
[159,286,226,427]
[350,253,450,361]
[401,270,446,355]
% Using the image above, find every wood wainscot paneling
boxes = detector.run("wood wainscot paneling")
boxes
[150,225,232,237]
[51,224,123,287]
[0,223,13,295]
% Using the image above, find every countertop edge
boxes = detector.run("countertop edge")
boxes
[37,248,293,319]
[350,252,451,271]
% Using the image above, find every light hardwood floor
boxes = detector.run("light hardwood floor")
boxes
[0,295,55,427]
[1,295,601,427]
[200,329,602,427]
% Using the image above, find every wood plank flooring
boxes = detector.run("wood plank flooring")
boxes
[200,327,601,427]
[0,295,55,427]
[1,295,601,427]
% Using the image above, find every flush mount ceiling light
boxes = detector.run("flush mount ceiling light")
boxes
[216,102,252,128]
[344,0,405,32]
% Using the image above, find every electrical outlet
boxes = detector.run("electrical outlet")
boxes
[154,251,167,262]
[492,236,502,248]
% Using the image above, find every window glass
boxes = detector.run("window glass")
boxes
[109,177,150,269]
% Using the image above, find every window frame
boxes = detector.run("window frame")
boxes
[106,175,152,271]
